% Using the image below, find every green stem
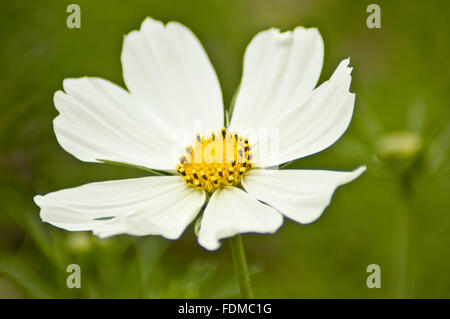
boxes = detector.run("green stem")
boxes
[397,173,415,298]
[229,235,253,298]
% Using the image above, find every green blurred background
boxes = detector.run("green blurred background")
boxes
[0,0,449,298]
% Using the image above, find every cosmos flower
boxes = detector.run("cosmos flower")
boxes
[34,17,366,251]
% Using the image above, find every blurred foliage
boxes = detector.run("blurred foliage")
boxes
[0,0,449,298]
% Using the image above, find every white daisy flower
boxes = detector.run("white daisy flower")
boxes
[34,17,366,251]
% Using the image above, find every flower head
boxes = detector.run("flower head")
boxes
[176,127,253,192]
[34,17,365,251]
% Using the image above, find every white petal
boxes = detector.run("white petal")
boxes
[253,59,355,167]
[198,186,283,251]
[34,176,206,240]
[121,17,224,132]
[54,77,178,170]
[241,166,366,224]
[230,27,324,130]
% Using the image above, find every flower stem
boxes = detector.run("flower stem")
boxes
[397,172,415,298]
[229,235,253,298]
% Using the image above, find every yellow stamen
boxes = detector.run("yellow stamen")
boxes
[176,127,253,193]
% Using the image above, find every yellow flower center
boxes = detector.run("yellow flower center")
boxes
[176,127,253,193]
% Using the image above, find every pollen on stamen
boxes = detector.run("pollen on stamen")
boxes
[175,127,253,193]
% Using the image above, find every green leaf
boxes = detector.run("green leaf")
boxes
[227,81,241,126]
[0,252,54,298]
[97,159,172,176]
[194,215,202,237]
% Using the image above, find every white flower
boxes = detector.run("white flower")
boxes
[34,17,366,251]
